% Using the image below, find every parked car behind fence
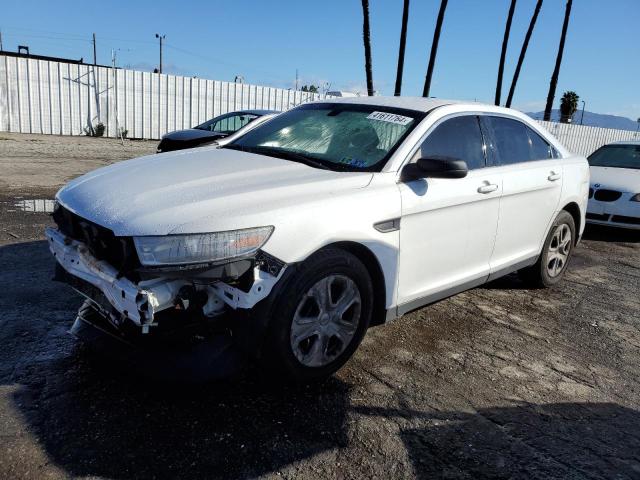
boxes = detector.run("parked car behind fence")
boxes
[157,109,277,152]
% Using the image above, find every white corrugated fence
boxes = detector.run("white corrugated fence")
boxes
[537,120,639,157]
[0,54,321,140]
[1,54,638,154]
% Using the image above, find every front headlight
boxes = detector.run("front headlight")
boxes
[630,193,640,202]
[133,226,274,266]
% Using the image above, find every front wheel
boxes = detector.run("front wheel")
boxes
[519,210,576,288]
[262,248,373,382]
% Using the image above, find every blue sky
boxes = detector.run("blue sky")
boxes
[2,0,639,120]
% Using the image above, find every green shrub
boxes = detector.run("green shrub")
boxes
[94,122,105,137]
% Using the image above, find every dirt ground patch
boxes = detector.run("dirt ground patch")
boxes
[1,133,639,479]
[0,132,156,191]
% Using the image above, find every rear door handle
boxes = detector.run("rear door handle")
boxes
[548,171,561,181]
[477,183,499,194]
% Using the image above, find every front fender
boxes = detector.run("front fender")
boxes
[261,174,401,310]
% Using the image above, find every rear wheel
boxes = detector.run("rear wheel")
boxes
[262,248,373,382]
[519,210,575,288]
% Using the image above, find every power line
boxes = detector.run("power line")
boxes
[2,26,90,41]
[2,27,157,46]
[163,42,288,82]
[0,32,91,44]
[2,26,292,85]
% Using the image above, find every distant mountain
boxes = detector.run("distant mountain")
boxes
[525,109,639,131]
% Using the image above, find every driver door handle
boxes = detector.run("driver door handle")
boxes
[548,171,561,181]
[477,183,499,194]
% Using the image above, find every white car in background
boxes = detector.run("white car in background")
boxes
[47,97,589,382]
[586,141,640,229]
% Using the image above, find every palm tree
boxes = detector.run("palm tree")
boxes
[394,0,410,96]
[544,0,573,121]
[422,0,449,97]
[559,91,579,123]
[506,0,543,108]
[495,0,517,106]
[361,0,374,96]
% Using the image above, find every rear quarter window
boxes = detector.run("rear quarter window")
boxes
[483,116,556,165]
[527,127,553,160]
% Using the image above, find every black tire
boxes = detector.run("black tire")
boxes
[519,210,576,288]
[261,248,373,382]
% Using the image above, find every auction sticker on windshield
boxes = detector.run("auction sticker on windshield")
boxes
[367,111,413,126]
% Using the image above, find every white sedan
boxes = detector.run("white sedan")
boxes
[47,97,588,381]
[586,141,640,229]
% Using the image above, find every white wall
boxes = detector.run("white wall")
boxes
[0,54,321,140]
[537,120,639,157]
[1,54,638,153]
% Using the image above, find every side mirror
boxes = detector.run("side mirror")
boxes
[402,156,469,180]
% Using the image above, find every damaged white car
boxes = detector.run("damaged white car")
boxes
[47,97,588,381]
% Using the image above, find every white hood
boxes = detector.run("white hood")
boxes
[56,147,373,236]
[590,166,640,193]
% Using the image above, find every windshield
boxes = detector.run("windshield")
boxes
[588,144,640,170]
[225,103,424,171]
[195,113,259,134]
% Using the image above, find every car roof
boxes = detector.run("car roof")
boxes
[317,96,469,112]
[239,109,279,116]
[609,140,640,146]
[307,96,551,127]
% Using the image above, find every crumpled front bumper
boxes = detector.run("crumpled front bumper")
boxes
[46,227,185,329]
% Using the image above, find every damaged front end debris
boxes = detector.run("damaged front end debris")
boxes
[46,205,287,376]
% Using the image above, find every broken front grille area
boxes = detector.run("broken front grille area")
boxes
[52,204,140,274]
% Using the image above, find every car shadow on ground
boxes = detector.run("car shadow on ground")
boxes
[356,402,640,478]
[4,241,640,478]
[11,362,352,479]
[0,240,352,479]
[481,272,531,291]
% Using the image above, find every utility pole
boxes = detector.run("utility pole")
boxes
[0,30,3,51]
[155,33,165,73]
[295,69,299,91]
[92,33,97,65]
[112,49,124,146]
[579,100,585,125]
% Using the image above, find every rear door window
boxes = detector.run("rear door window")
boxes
[417,115,486,170]
[485,117,532,165]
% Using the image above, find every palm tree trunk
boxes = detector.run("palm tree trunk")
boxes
[394,0,410,96]
[361,0,374,96]
[422,0,448,97]
[495,0,517,106]
[544,0,573,121]
[506,0,543,108]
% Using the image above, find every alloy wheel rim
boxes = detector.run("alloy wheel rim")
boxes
[290,275,362,368]
[547,223,572,278]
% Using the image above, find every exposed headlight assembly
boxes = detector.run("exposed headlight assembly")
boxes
[133,226,274,266]
[630,193,640,202]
